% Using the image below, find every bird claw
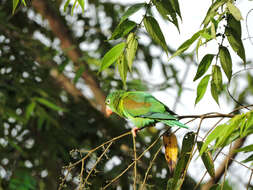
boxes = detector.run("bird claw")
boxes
[131,127,139,137]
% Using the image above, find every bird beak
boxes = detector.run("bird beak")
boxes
[105,106,113,117]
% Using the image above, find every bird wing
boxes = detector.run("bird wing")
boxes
[121,92,176,119]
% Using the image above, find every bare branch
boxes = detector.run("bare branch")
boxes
[32,0,107,114]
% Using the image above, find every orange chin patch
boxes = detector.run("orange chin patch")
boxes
[105,106,113,117]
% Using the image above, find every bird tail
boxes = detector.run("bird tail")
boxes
[160,120,188,129]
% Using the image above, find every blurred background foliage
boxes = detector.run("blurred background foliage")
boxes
[0,0,253,189]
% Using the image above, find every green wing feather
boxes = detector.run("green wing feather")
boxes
[121,91,168,117]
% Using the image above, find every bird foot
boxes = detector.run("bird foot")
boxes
[131,127,139,137]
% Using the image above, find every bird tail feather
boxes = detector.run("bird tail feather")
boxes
[160,120,188,129]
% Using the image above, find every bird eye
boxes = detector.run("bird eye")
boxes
[106,99,110,104]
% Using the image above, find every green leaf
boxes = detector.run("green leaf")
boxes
[242,154,253,163]
[35,97,66,112]
[196,38,202,60]
[109,20,137,40]
[169,30,202,61]
[219,46,232,81]
[195,75,211,105]
[170,0,181,19]
[99,42,126,72]
[194,54,215,81]
[153,0,179,31]
[227,13,241,37]
[211,22,216,39]
[12,0,19,14]
[71,0,78,16]
[74,65,85,84]
[200,29,213,41]
[126,33,138,71]
[117,53,128,87]
[77,0,85,12]
[214,114,245,149]
[225,27,246,64]
[120,3,145,24]
[21,0,26,6]
[212,65,223,92]
[173,132,195,189]
[25,101,36,121]
[202,0,227,27]
[143,16,168,54]
[211,79,219,105]
[199,124,227,155]
[235,144,253,153]
[226,2,243,21]
[197,141,215,178]
[64,0,71,12]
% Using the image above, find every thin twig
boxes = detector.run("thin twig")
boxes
[140,144,163,190]
[102,132,164,189]
[83,142,113,187]
[247,170,253,190]
[132,134,137,190]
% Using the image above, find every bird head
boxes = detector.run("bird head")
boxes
[105,93,115,117]
[105,90,124,117]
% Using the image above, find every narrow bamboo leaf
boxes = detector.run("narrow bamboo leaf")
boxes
[25,101,36,120]
[212,65,223,92]
[117,53,128,87]
[244,111,253,134]
[200,29,213,41]
[242,154,253,163]
[197,141,215,178]
[109,20,137,40]
[35,98,66,112]
[196,38,202,60]
[12,0,19,14]
[64,0,71,12]
[235,144,253,153]
[170,0,181,19]
[120,3,145,24]
[99,42,126,72]
[215,114,245,149]
[199,124,227,155]
[126,33,138,71]
[77,0,85,12]
[219,46,232,81]
[74,65,85,84]
[226,2,243,21]
[172,132,195,189]
[144,16,168,54]
[225,27,246,64]
[71,0,78,16]
[211,80,219,105]
[202,0,227,26]
[21,0,26,6]
[153,0,180,30]
[169,30,202,61]
[195,75,211,105]
[163,132,178,173]
[181,132,195,154]
[227,14,241,37]
[211,22,216,39]
[194,54,215,81]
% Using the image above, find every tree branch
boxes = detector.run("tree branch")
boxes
[32,0,106,114]
[201,138,246,190]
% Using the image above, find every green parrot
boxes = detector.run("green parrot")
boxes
[105,91,188,137]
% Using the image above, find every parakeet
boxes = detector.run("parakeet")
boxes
[105,90,188,137]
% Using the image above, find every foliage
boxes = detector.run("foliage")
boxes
[0,0,253,189]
